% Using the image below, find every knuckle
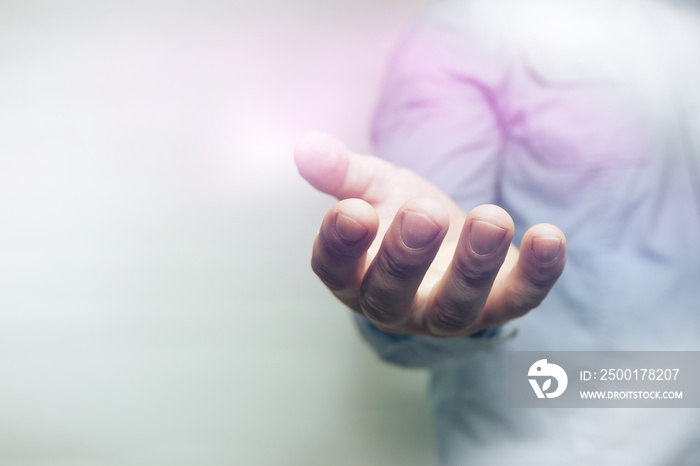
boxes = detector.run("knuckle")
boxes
[377,251,420,282]
[320,234,353,261]
[359,291,404,327]
[525,269,560,290]
[320,227,369,262]
[505,282,547,315]
[526,257,565,286]
[428,305,475,335]
[452,255,498,289]
[311,259,345,291]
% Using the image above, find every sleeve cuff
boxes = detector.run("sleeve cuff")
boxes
[354,314,518,369]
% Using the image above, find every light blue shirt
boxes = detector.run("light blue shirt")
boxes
[355,0,700,464]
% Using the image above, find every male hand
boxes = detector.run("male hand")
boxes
[295,132,566,337]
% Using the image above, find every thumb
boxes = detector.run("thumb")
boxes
[294,132,393,202]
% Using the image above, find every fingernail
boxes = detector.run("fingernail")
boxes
[400,211,441,249]
[335,214,368,243]
[469,220,507,256]
[531,237,562,264]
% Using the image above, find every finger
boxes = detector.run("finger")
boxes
[311,199,380,310]
[475,223,567,330]
[359,198,449,329]
[426,205,514,336]
[293,131,398,202]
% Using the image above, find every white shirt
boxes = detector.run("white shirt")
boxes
[356,0,700,464]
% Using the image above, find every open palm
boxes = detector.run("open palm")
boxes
[295,132,566,337]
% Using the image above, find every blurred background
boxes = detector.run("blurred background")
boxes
[0,0,436,464]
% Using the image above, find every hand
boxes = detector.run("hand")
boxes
[294,132,566,337]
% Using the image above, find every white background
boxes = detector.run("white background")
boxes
[0,0,436,464]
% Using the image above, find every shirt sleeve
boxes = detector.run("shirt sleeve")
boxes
[354,314,517,369]
[357,0,516,369]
